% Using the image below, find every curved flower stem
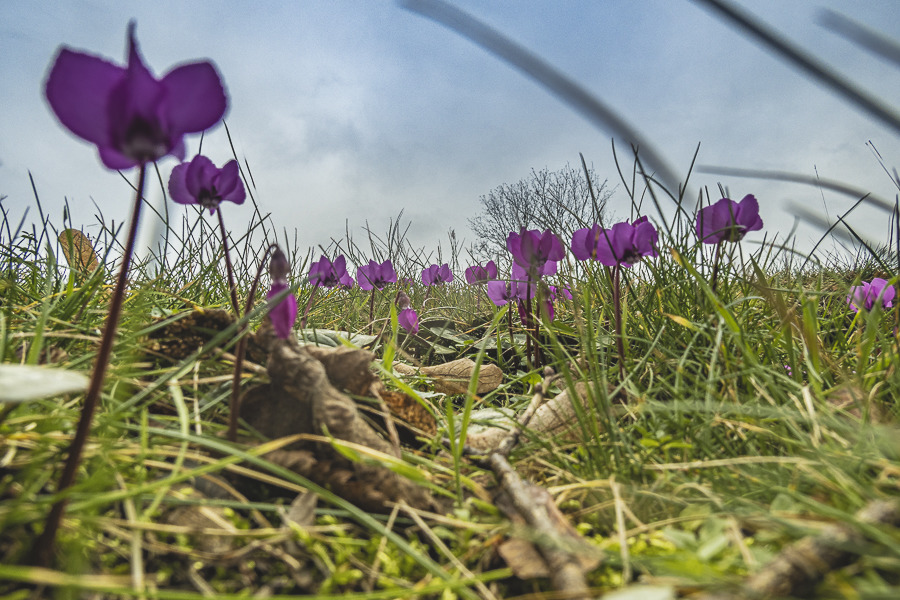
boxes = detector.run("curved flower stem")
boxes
[300,284,318,329]
[368,289,376,335]
[710,240,723,295]
[613,265,625,381]
[33,163,148,567]
[227,244,278,442]
[216,209,240,316]
[507,301,514,353]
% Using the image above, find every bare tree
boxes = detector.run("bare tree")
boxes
[468,164,613,259]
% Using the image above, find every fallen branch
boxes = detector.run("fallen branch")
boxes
[467,368,596,600]
[701,499,900,600]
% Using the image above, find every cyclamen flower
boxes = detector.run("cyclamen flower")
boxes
[308,255,354,288]
[593,217,659,267]
[398,308,419,334]
[396,291,419,334]
[465,261,498,284]
[486,280,520,306]
[357,259,397,291]
[548,285,573,301]
[266,248,298,339]
[696,195,763,244]
[571,224,603,261]
[847,278,895,312]
[44,22,227,169]
[506,228,564,278]
[168,155,245,214]
[422,263,453,286]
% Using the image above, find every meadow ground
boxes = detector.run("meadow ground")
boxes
[1,171,900,600]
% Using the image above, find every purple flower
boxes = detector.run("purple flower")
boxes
[506,228,564,278]
[571,225,603,261]
[44,22,227,170]
[549,285,573,301]
[593,217,659,267]
[168,155,245,214]
[357,260,397,291]
[486,280,520,307]
[308,255,354,288]
[398,308,419,334]
[465,261,498,284]
[519,298,556,324]
[395,291,419,334]
[266,248,297,339]
[847,278,896,312]
[510,262,537,299]
[696,195,763,244]
[422,263,454,286]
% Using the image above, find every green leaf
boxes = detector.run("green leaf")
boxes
[0,364,89,403]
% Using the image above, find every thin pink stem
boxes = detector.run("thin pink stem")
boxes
[33,163,147,567]
[217,209,240,316]
[613,265,625,380]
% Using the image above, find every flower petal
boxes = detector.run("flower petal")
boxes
[267,281,298,339]
[167,161,194,205]
[736,194,763,232]
[98,146,139,170]
[161,61,228,135]
[398,308,419,334]
[633,219,659,257]
[185,155,215,198]
[44,48,122,147]
[216,159,246,204]
[571,227,594,261]
[486,280,510,306]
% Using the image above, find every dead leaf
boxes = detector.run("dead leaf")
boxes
[498,537,553,579]
[466,382,595,450]
[395,358,503,395]
[241,338,440,513]
[58,228,99,273]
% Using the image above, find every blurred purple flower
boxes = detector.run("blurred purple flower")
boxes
[395,291,418,334]
[549,285,573,301]
[44,22,227,170]
[847,278,895,312]
[357,259,396,291]
[168,155,245,214]
[267,248,297,339]
[398,308,419,334]
[571,224,603,261]
[594,217,659,267]
[507,228,564,278]
[486,280,520,306]
[510,262,537,298]
[308,255,354,288]
[465,261,498,284]
[519,298,557,324]
[696,195,763,244]
[422,263,453,286]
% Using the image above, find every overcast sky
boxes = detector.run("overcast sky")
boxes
[2,1,900,268]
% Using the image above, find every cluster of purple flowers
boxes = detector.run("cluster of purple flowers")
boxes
[696,195,763,244]
[308,255,354,289]
[465,261,497,284]
[357,260,397,291]
[847,278,895,313]
[571,217,658,267]
[481,230,571,323]
[422,263,453,286]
